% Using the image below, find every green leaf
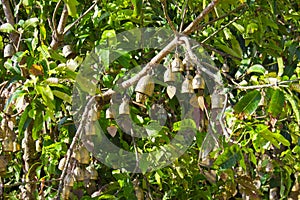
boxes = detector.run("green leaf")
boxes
[247,64,266,74]
[277,57,284,77]
[256,124,280,149]
[214,144,241,169]
[132,0,142,16]
[23,17,39,29]
[273,132,290,147]
[285,92,300,125]
[52,90,72,104]
[234,90,261,115]
[36,85,55,109]
[0,23,15,33]
[267,89,285,116]
[63,0,79,17]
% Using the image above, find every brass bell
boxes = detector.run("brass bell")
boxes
[62,186,71,199]
[106,106,115,119]
[72,148,81,161]
[4,44,15,58]
[119,96,130,115]
[181,75,193,94]
[164,66,176,83]
[182,53,194,71]
[87,165,98,180]
[74,166,85,181]
[135,74,155,104]
[58,157,66,171]
[192,72,205,90]
[2,137,13,152]
[64,173,75,187]
[171,54,184,73]
[13,141,21,152]
[62,45,75,59]
[0,157,7,176]
[79,146,90,165]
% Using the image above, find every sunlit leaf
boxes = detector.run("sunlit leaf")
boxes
[267,89,284,116]
[247,64,266,74]
[0,23,15,33]
[234,90,261,115]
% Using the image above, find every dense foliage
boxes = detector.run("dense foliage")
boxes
[0,0,299,199]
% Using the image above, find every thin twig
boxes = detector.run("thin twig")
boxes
[4,178,61,188]
[195,3,247,32]
[63,1,98,35]
[183,0,219,35]
[201,9,245,44]
[179,0,189,32]
[161,0,177,34]
[52,0,62,39]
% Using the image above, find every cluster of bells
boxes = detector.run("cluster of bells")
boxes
[107,52,205,118]
[58,144,98,199]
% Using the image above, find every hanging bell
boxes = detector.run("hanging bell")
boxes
[4,44,15,58]
[64,173,75,187]
[106,106,115,119]
[119,96,130,115]
[74,166,85,181]
[164,66,176,83]
[135,74,155,104]
[181,75,194,94]
[171,54,184,73]
[72,148,81,162]
[182,53,194,71]
[2,137,13,152]
[13,141,21,152]
[87,165,98,180]
[61,186,71,199]
[79,146,90,165]
[62,45,75,59]
[58,157,67,171]
[0,157,7,176]
[192,72,205,90]
[85,121,97,136]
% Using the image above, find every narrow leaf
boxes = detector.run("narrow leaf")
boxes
[285,92,300,125]
[234,90,261,115]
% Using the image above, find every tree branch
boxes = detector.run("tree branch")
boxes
[63,1,98,35]
[98,0,220,102]
[161,0,177,34]
[50,4,68,50]
[1,0,15,25]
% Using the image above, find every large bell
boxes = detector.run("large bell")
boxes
[171,54,184,73]
[79,146,90,164]
[192,72,205,90]
[62,45,75,59]
[74,166,85,181]
[135,74,154,104]
[164,66,176,83]
[119,97,130,115]
[182,53,194,71]
[181,75,193,94]
[87,165,98,180]
[64,173,75,187]
[4,44,15,58]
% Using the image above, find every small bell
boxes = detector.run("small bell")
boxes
[182,53,194,71]
[4,44,15,58]
[62,45,75,59]
[85,121,97,136]
[2,137,13,152]
[72,148,81,162]
[106,106,115,119]
[79,146,90,165]
[87,165,98,180]
[61,186,71,199]
[192,72,205,90]
[0,157,7,176]
[64,173,75,187]
[171,54,184,73]
[181,75,193,94]
[58,157,66,171]
[164,66,176,83]
[74,166,85,181]
[119,96,130,115]
[13,141,21,152]
[135,74,155,104]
